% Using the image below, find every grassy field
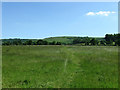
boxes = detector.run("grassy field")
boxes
[2,46,118,88]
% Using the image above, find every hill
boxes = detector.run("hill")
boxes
[1,36,104,45]
[43,36,104,44]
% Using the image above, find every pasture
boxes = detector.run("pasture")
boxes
[2,46,118,88]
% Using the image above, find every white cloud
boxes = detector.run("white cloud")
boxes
[111,11,116,13]
[86,11,116,16]
[86,12,95,16]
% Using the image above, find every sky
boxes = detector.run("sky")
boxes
[2,2,118,39]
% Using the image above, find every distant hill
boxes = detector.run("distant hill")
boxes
[43,36,104,44]
[2,34,120,46]
[43,36,76,44]
[1,36,104,44]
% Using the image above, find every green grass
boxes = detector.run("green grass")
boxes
[43,36,104,44]
[2,46,118,88]
[43,37,74,44]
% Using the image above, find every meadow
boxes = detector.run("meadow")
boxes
[2,45,118,88]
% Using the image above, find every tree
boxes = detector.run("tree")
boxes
[84,37,90,45]
[73,38,81,44]
[105,34,114,45]
[27,40,33,45]
[90,38,98,45]
[23,40,32,45]
[36,40,44,45]
[42,41,48,45]
[56,42,61,45]
[36,40,48,45]
[114,34,120,46]
[100,40,106,46]
[32,41,37,45]
[12,41,18,45]
[50,41,56,45]
[12,40,22,45]
[3,41,11,45]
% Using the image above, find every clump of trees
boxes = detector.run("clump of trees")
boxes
[72,34,120,46]
[73,37,99,45]
[2,39,62,45]
[2,33,120,46]
[105,34,120,46]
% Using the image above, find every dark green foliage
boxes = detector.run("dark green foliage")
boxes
[24,40,33,45]
[100,40,106,46]
[12,40,22,45]
[36,39,44,45]
[2,41,11,45]
[49,41,56,45]
[43,41,48,45]
[114,34,120,46]
[72,37,91,45]
[2,33,120,46]
[105,33,120,46]
[73,38,81,44]
[83,37,91,45]
[32,41,37,45]
[56,42,62,45]
[90,38,99,45]
[13,41,19,45]
[105,34,114,42]
[36,40,48,45]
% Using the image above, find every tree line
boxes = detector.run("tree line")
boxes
[2,34,120,46]
[2,39,62,45]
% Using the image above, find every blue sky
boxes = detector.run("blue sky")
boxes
[2,2,118,39]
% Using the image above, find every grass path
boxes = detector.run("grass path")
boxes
[55,46,83,88]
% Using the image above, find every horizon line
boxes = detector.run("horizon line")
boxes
[2,33,119,39]
[1,36,106,39]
